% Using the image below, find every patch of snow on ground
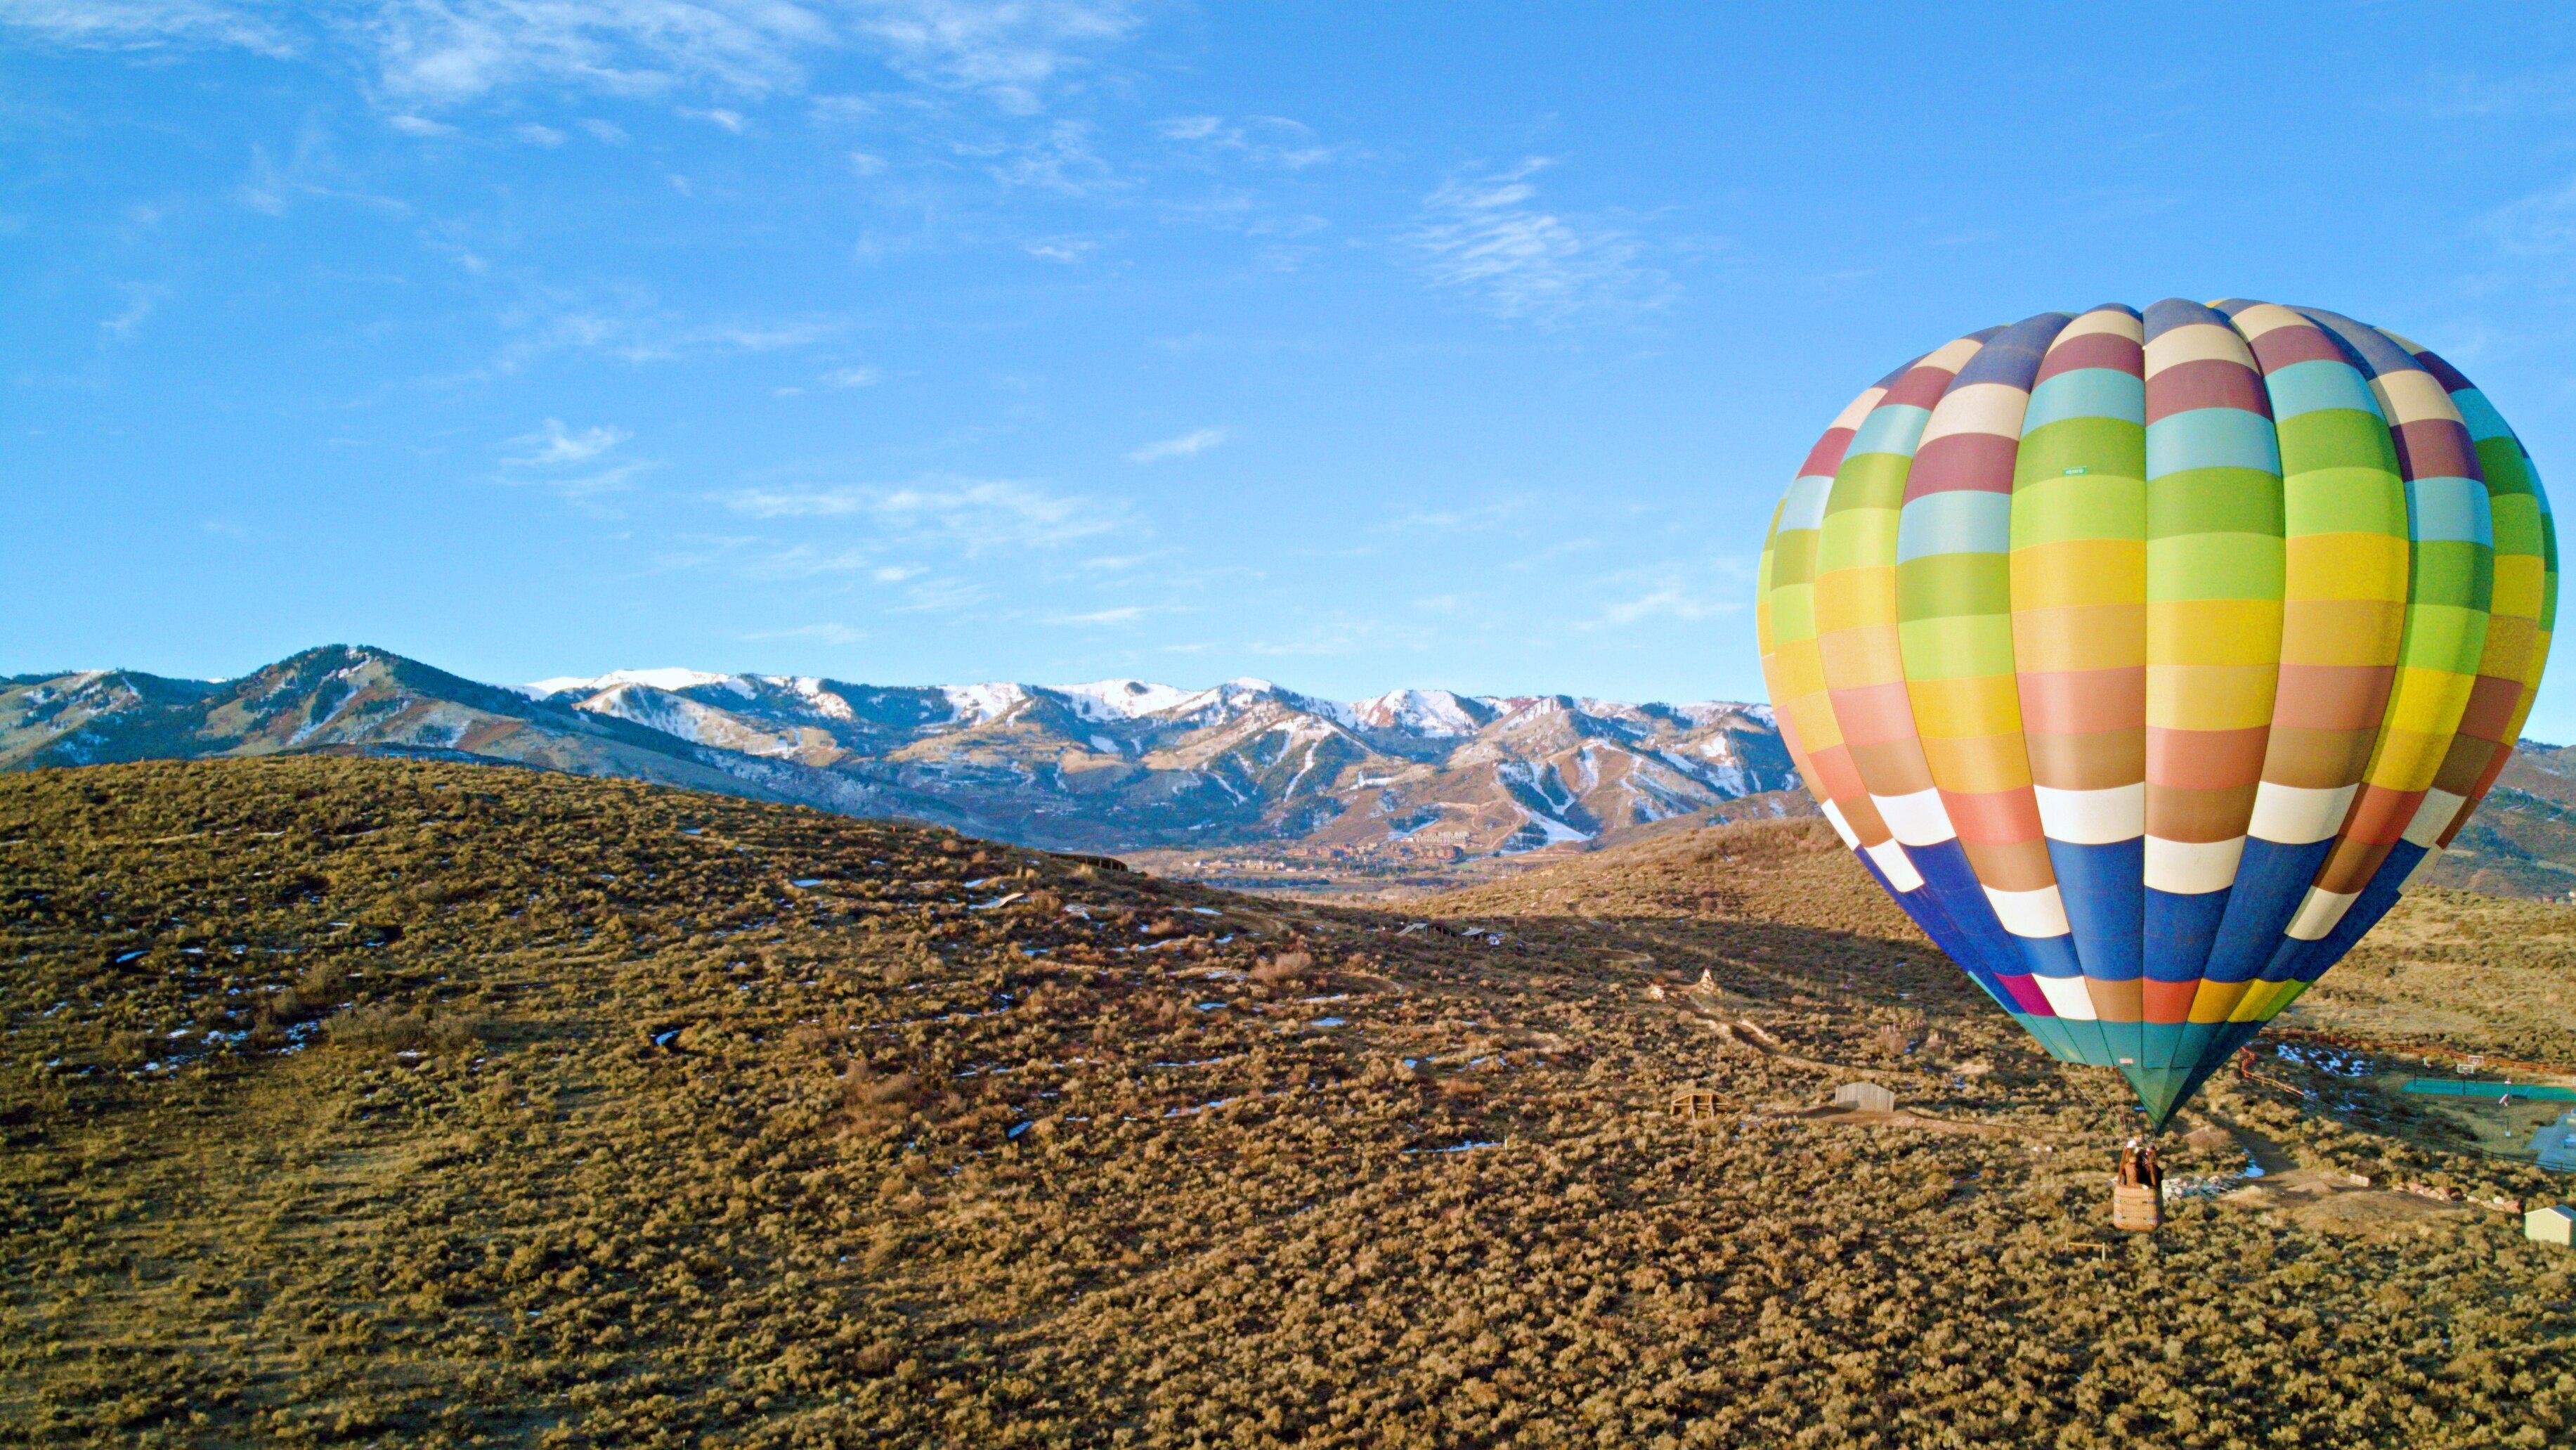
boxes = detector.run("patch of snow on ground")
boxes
[575,684,801,758]
[939,682,1028,725]
[1047,679,1196,720]
[1282,739,1324,798]
[1511,805,1590,848]
[528,668,749,697]
[775,676,857,720]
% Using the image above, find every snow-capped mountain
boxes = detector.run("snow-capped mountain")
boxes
[1,646,1802,857]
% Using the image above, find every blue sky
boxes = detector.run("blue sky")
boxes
[8,4,2576,734]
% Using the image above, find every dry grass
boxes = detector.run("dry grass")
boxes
[2,761,2574,1448]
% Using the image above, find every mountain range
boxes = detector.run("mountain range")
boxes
[0,645,1800,860]
[11,642,2574,898]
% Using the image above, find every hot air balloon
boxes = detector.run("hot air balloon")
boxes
[1755,300,2556,1165]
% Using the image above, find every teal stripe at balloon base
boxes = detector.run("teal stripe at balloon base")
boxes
[2010,1011,2115,1066]
[2004,1018,2212,1130]
[2120,1025,2207,1129]
[2008,1010,2081,1065]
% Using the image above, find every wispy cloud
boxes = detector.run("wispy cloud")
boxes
[1,1,1140,113]
[1127,427,1225,462]
[853,0,1138,114]
[360,1,831,105]
[497,418,646,505]
[1405,158,1667,322]
[981,118,1112,193]
[231,122,412,218]
[720,476,1129,552]
[100,282,169,339]
[2404,67,2576,119]
[1047,604,1143,625]
[2487,174,2576,261]
[1158,112,1335,169]
[1589,586,1736,628]
[1242,616,1436,658]
[474,292,841,375]
[0,0,294,56]
[739,621,866,645]
[532,460,651,500]
[508,419,630,465]
[1384,496,1533,534]
[821,364,880,387]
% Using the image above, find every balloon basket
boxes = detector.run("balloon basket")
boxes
[2111,1181,2164,1232]
[2110,1142,2164,1232]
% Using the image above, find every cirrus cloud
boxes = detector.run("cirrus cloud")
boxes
[720,475,1129,552]
[1126,426,1225,462]
[0,1,1140,111]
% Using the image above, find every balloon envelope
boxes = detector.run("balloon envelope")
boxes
[1756,301,2556,1127]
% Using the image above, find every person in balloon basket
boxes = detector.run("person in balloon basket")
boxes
[2116,1139,2161,1193]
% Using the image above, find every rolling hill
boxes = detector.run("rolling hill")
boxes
[6,759,2576,1446]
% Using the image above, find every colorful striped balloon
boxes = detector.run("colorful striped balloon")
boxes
[1755,302,2557,1127]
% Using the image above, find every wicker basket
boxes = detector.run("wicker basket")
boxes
[2111,1181,2164,1233]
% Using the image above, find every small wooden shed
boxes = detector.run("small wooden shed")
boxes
[1833,1081,1897,1114]
[2526,1204,2576,1248]
[1670,1087,1720,1128]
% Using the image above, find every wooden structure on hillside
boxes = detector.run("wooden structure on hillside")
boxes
[1833,1081,1897,1115]
[1670,1087,1719,1129]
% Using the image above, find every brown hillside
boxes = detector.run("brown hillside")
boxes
[5,762,2576,1449]
[1424,816,2576,1068]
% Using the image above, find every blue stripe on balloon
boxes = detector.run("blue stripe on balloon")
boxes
[2408,475,2494,546]
[1779,473,1834,531]
[1903,837,2127,1063]
[2145,886,2232,983]
[2145,408,2282,477]
[1852,847,2007,1009]
[2251,841,2427,988]
[2045,838,2145,981]
[2023,368,2146,432]
[1848,403,1932,458]
[2298,308,2421,380]
[2291,841,2426,983]
[2141,297,2220,342]
[2009,926,2085,980]
[2452,387,2511,441]
[2259,358,2376,420]
[1905,839,2029,988]
[2199,837,2334,983]
[1895,488,2010,561]
[1949,313,2070,389]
